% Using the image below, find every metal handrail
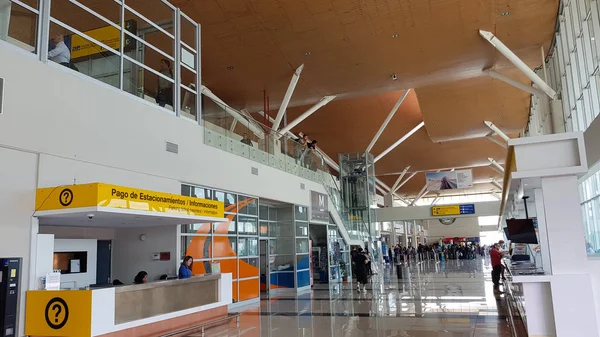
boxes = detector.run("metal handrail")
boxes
[159,313,241,337]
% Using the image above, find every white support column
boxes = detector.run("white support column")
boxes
[391,166,410,193]
[488,157,505,173]
[484,121,510,142]
[403,222,409,247]
[272,64,304,131]
[479,30,557,99]
[374,122,425,163]
[277,95,336,137]
[412,221,418,248]
[486,134,508,149]
[383,193,394,207]
[366,89,411,153]
[485,69,547,97]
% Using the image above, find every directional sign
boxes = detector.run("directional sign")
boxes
[432,204,475,216]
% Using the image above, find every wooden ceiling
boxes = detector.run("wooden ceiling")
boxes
[166,0,559,197]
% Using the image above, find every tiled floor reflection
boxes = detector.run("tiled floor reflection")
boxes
[189,258,514,337]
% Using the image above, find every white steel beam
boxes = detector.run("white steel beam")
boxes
[277,95,336,137]
[431,195,441,205]
[374,121,425,163]
[272,64,304,130]
[484,121,510,142]
[390,166,410,193]
[491,179,503,190]
[376,178,409,204]
[410,185,429,206]
[488,157,505,173]
[485,69,547,97]
[393,172,417,194]
[486,134,508,149]
[478,30,557,99]
[201,86,265,138]
[229,119,238,132]
[366,89,411,153]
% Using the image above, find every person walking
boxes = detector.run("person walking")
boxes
[490,243,505,294]
[353,248,369,292]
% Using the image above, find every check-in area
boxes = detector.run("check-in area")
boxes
[24,182,233,337]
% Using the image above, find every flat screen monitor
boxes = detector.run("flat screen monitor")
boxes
[506,218,538,244]
[503,227,510,240]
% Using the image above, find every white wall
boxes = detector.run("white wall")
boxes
[40,226,115,240]
[35,234,54,289]
[111,225,178,284]
[54,239,97,289]
[0,147,38,335]
[0,46,328,207]
[426,217,481,241]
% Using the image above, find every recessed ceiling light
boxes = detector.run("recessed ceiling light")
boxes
[392,34,399,38]
[501,11,510,16]
[305,51,312,56]
[593,37,596,41]
[226,66,234,70]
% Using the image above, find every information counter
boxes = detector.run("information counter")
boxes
[25,273,233,337]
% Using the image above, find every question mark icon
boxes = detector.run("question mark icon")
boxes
[52,304,61,323]
[45,297,69,329]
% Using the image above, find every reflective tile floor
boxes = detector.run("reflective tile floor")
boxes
[189,258,517,337]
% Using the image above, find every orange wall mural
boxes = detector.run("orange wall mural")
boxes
[185,198,259,302]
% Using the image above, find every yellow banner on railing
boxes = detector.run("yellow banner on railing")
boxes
[35,183,224,218]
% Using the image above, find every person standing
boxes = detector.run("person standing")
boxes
[490,243,504,293]
[241,133,253,146]
[353,248,369,292]
[156,58,173,108]
[48,34,71,67]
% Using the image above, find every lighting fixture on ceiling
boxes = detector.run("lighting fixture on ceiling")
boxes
[392,34,399,38]
[501,11,510,16]
[226,66,234,70]
[305,51,312,56]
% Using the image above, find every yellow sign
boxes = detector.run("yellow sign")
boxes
[25,290,92,337]
[35,183,225,218]
[71,26,120,59]
[432,205,460,216]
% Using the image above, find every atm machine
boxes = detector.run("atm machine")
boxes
[0,258,21,337]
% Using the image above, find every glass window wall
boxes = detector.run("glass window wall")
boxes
[180,184,259,303]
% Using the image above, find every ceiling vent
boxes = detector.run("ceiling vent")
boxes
[251,167,258,176]
[300,183,305,190]
[166,141,179,154]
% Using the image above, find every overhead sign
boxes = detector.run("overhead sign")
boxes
[310,191,329,222]
[432,204,475,216]
[425,169,473,191]
[70,20,137,59]
[25,290,92,336]
[35,183,224,218]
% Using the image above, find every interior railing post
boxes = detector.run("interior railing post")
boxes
[196,23,202,125]
[38,0,51,62]
[119,0,125,90]
[174,8,181,117]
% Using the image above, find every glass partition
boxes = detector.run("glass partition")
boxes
[1,0,200,117]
